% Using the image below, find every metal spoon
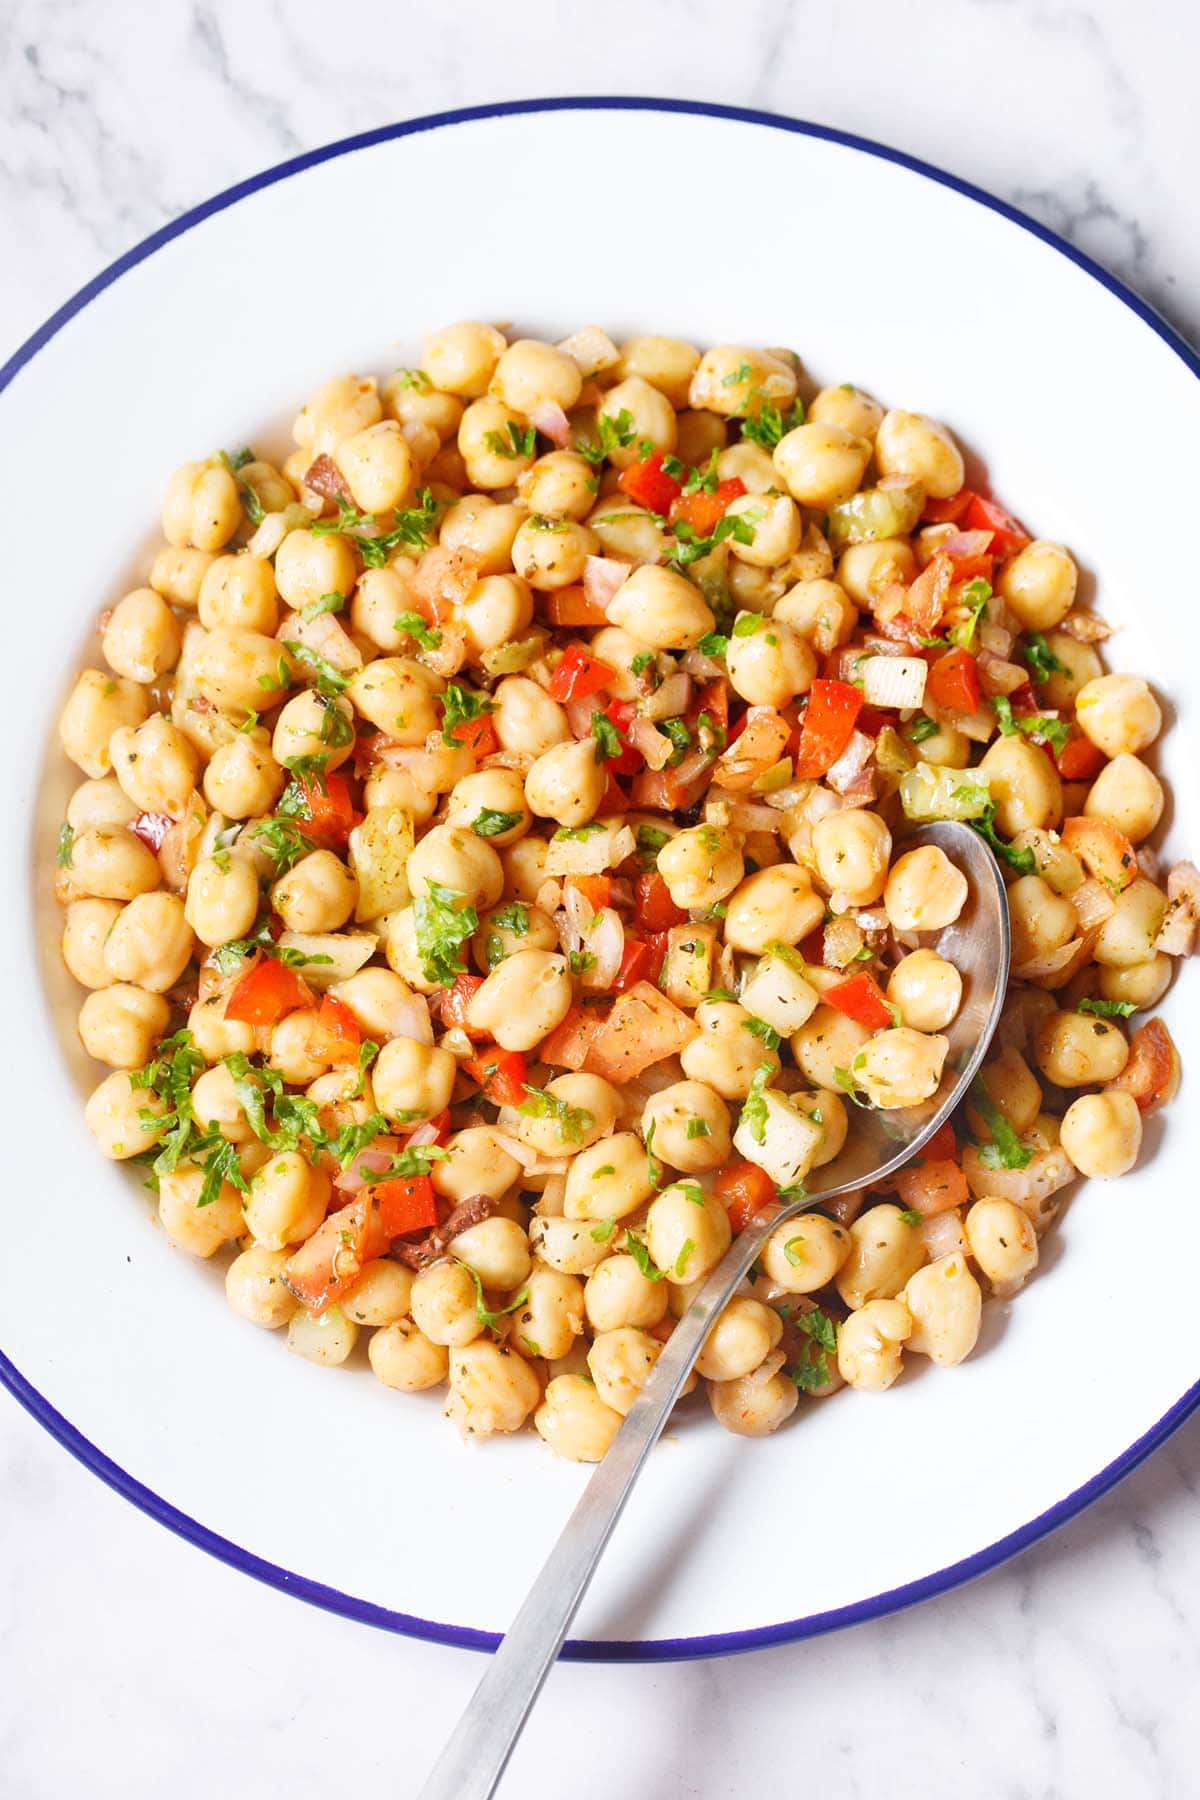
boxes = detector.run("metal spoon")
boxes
[418,822,1010,1800]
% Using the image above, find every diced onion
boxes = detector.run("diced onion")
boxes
[583,555,631,612]
[530,400,572,447]
[629,714,673,770]
[1069,877,1117,933]
[920,1212,968,1260]
[636,671,693,723]
[582,907,625,991]
[826,731,877,797]
[1157,861,1200,956]
[556,325,620,377]
[861,655,927,710]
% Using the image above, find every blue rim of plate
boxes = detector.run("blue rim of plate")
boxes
[3,95,1199,1662]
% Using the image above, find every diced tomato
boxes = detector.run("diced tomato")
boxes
[692,677,729,733]
[538,1004,611,1070]
[945,550,995,584]
[584,982,698,1083]
[894,1158,969,1218]
[902,551,955,634]
[799,924,826,965]
[129,811,174,851]
[919,1121,960,1164]
[713,1160,777,1233]
[633,871,687,933]
[450,714,499,759]
[617,450,683,515]
[921,490,974,525]
[566,873,614,911]
[373,1174,438,1239]
[1055,727,1107,782]
[463,1047,529,1108]
[791,679,864,779]
[1108,1017,1180,1113]
[963,494,1030,559]
[225,957,312,1026]
[926,647,982,714]
[546,585,609,627]
[314,993,362,1063]
[612,937,652,992]
[440,973,485,1036]
[601,770,630,812]
[287,770,360,846]
[825,970,894,1031]
[599,698,644,775]
[668,476,746,536]
[548,643,616,705]
[284,1197,389,1316]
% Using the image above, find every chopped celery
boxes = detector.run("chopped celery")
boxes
[900,760,992,823]
[826,479,925,553]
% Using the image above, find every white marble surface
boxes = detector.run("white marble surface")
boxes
[3,3,1199,1794]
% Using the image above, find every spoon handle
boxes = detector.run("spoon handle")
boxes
[416,1223,769,1800]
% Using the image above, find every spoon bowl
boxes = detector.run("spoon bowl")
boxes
[419,821,1011,1800]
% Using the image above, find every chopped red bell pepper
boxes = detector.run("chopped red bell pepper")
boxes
[1054,728,1106,781]
[287,770,360,847]
[538,1004,611,1071]
[713,1160,778,1233]
[926,647,982,714]
[901,551,955,635]
[449,714,499,759]
[373,1174,439,1239]
[566,873,614,912]
[825,970,894,1031]
[791,678,864,779]
[225,957,313,1026]
[439,973,485,1035]
[314,993,362,1063]
[963,495,1030,559]
[919,1120,960,1164]
[548,643,617,705]
[612,938,652,992]
[668,476,746,536]
[599,698,644,775]
[921,490,974,525]
[633,871,687,932]
[463,1047,529,1108]
[617,449,683,515]
[643,931,670,986]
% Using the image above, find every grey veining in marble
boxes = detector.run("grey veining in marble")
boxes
[2,3,1199,1796]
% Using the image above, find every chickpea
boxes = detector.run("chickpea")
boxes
[383,907,436,992]
[813,811,892,906]
[330,1261,412,1330]
[675,408,727,466]
[517,451,597,521]
[1075,673,1162,759]
[833,541,916,611]
[407,1259,484,1347]
[452,1218,532,1293]
[77,983,169,1069]
[997,541,1078,632]
[1038,630,1102,710]
[688,345,797,419]
[725,492,802,570]
[1093,878,1167,969]
[439,496,525,573]
[158,1159,245,1255]
[225,1246,298,1329]
[596,375,677,469]
[606,562,714,651]
[444,768,529,845]
[1084,754,1164,845]
[102,891,193,992]
[203,735,284,818]
[432,1128,524,1204]
[272,531,356,619]
[587,1327,662,1416]
[343,656,437,743]
[524,738,605,827]
[493,675,571,758]
[263,1009,330,1085]
[474,900,558,972]
[184,854,259,947]
[162,460,241,551]
[101,587,183,684]
[682,999,780,1101]
[271,688,356,770]
[835,1203,927,1308]
[372,1036,456,1122]
[424,320,507,397]
[646,1181,731,1283]
[458,397,537,488]
[1007,874,1078,969]
[238,459,293,515]
[717,441,785,496]
[658,824,743,910]
[617,335,700,407]
[489,338,582,415]
[964,1198,1039,1297]
[66,777,141,834]
[349,564,419,654]
[191,627,296,716]
[899,1254,982,1366]
[874,410,964,499]
[407,823,503,908]
[724,613,815,709]
[196,553,277,635]
[1098,955,1173,1011]
[186,1063,249,1146]
[563,1133,656,1223]
[913,719,971,769]
[63,898,125,988]
[458,574,535,658]
[511,1264,584,1362]
[979,734,1064,836]
[723,864,824,953]
[1034,1005,1129,1088]
[1061,1088,1143,1178]
[885,949,962,1033]
[587,496,669,566]
[809,384,885,441]
[446,1340,541,1437]
[773,423,872,509]
[369,1318,450,1391]
[287,1305,359,1367]
[511,516,596,591]
[240,1151,329,1249]
[466,950,575,1055]
[501,836,551,903]
[383,369,464,442]
[68,827,161,901]
[708,1348,799,1435]
[84,1068,167,1159]
[857,1027,948,1109]
[535,1374,623,1462]
[292,373,381,455]
[530,1214,614,1275]
[762,1207,851,1288]
[149,545,214,608]
[695,1297,783,1382]
[58,670,149,778]
[331,419,414,514]
[884,844,968,932]
[270,849,358,933]
[791,1004,872,1091]
[766,584,851,664]
[511,1072,618,1156]
[109,715,199,818]
[641,1080,731,1174]
[836,1298,912,1392]
[585,1254,669,1333]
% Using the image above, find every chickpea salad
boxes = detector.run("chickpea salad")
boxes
[54,322,1198,1458]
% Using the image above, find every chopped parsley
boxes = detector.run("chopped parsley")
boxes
[722,360,753,388]
[630,650,657,679]
[281,640,347,699]
[731,610,765,638]
[356,1143,448,1183]
[310,488,444,565]
[665,510,756,570]
[395,611,443,650]
[471,808,523,838]
[674,1239,696,1278]
[969,801,1038,876]
[590,1217,617,1243]
[590,710,624,763]
[1019,631,1068,685]
[483,421,537,458]
[412,881,478,985]
[299,591,345,623]
[251,816,316,873]
[697,630,729,658]
[131,1029,250,1205]
[489,901,530,936]
[576,407,636,466]
[970,1077,1033,1170]
[623,1229,666,1282]
[686,1117,711,1140]
[656,716,691,765]
[1077,997,1136,1018]
[832,1066,871,1108]
[991,695,1070,755]
[518,1087,595,1144]
[645,1118,663,1189]
[908,714,940,744]
[440,681,495,747]
[635,823,670,865]
[741,1015,782,1051]
[948,578,992,650]
[460,1264,530,1335]
[740,398,804,450]
[56,822,74,868]
[568,950,596,975]
[788,1306,839,1392]
[209,910,333,974]
[552,821,605,842]
[740,1064,774,1145]
[898,1209,924,1227]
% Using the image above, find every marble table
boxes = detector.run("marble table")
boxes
[3,3,1198,1793]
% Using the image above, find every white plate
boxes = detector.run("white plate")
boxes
[2,99,1197,1660]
